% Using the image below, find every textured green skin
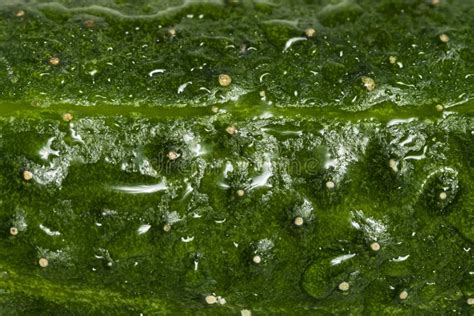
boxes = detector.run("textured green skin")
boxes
[0,0,473,315]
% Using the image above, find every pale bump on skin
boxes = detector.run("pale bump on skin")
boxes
[205,295,217,305]
[49,56,60,66]
[389,56,397,64]
[10,227,18,236]
[399,290,408,300]
[23,170,33,181]
[338,281,350,292]
[294,216,304,226]
[253,255,262,264]
[39,258,49,268]
[439,191,447,200]
[325,181,335,189]
[226,125,237,135]
[167,151,179,161]
[163,223,172,232]
[218,74,232,87]
[370,242,381,251]
[439,33,449,43]
[62,113,73,122]
[304,28,316,38]
[435,104,444,112]
[361,76,376,92]
[389,159,398,172]
[241,309,252,316]
[84,19,95,29]
[236,189,245,197]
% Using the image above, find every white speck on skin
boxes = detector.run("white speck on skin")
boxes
[39,224,61,236]
[148,69,166,77]
[177,81,192,94]
[112,181,167,194]
[259,73,269,83]
[283,37,307,52]
[39,137,60,160]
[331,253,356,266]
[249,159,273,190]
[391,255,410,262]
[181,236,194,243]
[137,224,151,235]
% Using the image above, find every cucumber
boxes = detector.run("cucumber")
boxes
[0,0,473,315]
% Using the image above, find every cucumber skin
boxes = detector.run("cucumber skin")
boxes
[0,0,472,315]
[0,0,473,110]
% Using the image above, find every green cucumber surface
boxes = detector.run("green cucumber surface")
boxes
[0,0,473,315]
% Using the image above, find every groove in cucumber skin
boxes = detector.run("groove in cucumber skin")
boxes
[0,111,472,314]
[0,0,473,110]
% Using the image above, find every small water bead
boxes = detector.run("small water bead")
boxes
[399,290,408,300]
[439,191,447,200]
[338,281,350,292]
[236,189,245,197]
[163,223,172,232]
[39,258,49,268]
[218,74,232,87]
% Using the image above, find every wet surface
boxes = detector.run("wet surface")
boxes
[0,0,473,315]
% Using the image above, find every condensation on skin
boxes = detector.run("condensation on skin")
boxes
[351,210,390,243]
[330,253,356,266]
[39,224,61,236]
[112,181,167,194]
